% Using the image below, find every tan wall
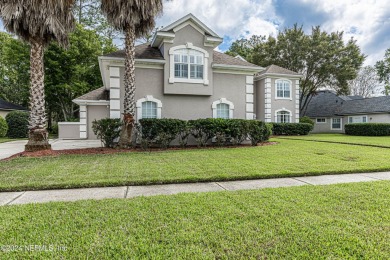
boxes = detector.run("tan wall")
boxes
[58,123,81,139]
[269,77,299,123]
[0,110,9,119]
[119,67,248,120]
[255,79,265,121]
[87,105,110,139]
[368,113,390,123]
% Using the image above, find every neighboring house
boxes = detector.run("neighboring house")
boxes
[306,90,390,133]
[59,14,302,140]
[0,98,27,118]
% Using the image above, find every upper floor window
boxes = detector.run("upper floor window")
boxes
[276,110,291,123]
[169,43,209,85]
[174,49,204,80]
[276,79,291,99]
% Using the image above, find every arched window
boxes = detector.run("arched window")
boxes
[169,43,209,85]
[136,96,162,120]
[276,110,291,123]
[174,49,204,80]
[212,98,234,119]
[275,79,291,99]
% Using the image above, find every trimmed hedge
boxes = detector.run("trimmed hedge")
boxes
[345,123,390,136]
[137,118,272,149]
[5,111,29,138]
[272,123,313,136]
[0,116,8,137]
[92,118,122,148]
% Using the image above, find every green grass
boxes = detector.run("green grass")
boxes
[1,181,389,259]
[0,137,21,144]
[282,133,390,147]
[1,139,390,192]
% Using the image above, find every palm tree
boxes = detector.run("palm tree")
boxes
[0,0,75,151]
[101,0,163,148]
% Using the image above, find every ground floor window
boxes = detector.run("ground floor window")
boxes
[141,101,158,119]
[276,110,291,123]
[212,98,234,119]
[331,118,342,130]
[348,115,368,124]
[316,118,326,123]
[136,96,162,120]
[216,103,230,119]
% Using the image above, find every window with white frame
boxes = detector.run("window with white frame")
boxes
[316,118,326,123]
[141,101,157,119]
[332,118,342,130]
[212,98,234,119]
[348,116,368,124]
[216,103,230,119]
[276,110,291,123]
[174,49,204,80]
[276,80,291,99]
[136,96,162,121]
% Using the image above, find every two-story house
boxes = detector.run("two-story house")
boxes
[59,14,302,140]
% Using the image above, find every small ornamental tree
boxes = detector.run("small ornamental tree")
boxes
[0,116,8,137]
[92,118,121,148]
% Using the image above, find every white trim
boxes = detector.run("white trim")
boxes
[275,79,292,100]
[255,73,303,81]
[331,118,343,130]
[73,100,109,106]
[136,96,163,121]
[275,108,292,123]
[212,63,263,73]
[99,56,166,64]
[212,98,234,119]
[169,44,209,85]
[58,122,82,125]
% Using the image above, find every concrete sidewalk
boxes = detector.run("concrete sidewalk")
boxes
[0,139,102,160]
[1,172,389,206]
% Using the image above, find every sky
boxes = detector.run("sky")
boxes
[155,0,390,66]
[1,0,389,66]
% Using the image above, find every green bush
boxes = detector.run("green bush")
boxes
[138,118,187,149]
[299,116,315,127]
[247,121,272,146]
[226,119,250,145]
[50,123,59,135]
[92,118,121,148]
[5,111,29,138]
[272,123,312,136]
[0,116,8,137]
[345,123,390,136]
[188,119,218,147]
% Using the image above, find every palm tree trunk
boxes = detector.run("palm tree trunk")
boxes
[25,38,51,152]
[118,24,136,148]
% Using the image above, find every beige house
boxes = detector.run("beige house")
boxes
[0,98,26,119]
[59,14,302,140]
[306,90,390,133]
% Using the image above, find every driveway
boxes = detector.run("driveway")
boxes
[0,139,103,160]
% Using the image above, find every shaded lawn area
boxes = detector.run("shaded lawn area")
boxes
[1,181,389,259]
[0,137,19,144]
[1,139,390,192]
[282,133,390,148]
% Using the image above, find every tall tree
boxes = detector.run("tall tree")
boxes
[348,66,380,97]
[375,49,390,95]
[45,24,117,123]
[227,25,365,115]
[0,0,75,151]
[101,0,163,147]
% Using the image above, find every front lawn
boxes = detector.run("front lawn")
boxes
[282,133,390,147]
[1,181,389,259]
[0,137,18,144]
[1,139,390,191]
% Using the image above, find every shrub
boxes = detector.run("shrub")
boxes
[272,123,312,136]
[226,119,250,145]
[92,118,121,148]
[247,121,272,146]
[138,118,186,149]
[188,119,217,147]
[0,116,8,137]
[299,116,315,127]
[50,123,59,135]
[5,111,29,138]
[345,123,390,136]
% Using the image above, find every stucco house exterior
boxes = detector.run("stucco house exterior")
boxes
[59,14,302,140]
[0,98,27,118]
[306,90,390,133]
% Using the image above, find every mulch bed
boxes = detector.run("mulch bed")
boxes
[3,142,278,161]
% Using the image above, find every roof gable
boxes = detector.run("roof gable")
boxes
[256,65,302,78]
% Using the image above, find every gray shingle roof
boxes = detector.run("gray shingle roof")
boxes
[0,98,26,111]
[256,64,301,76]
[306,90,390,117]
[103,44,259,67]
[104,43,164,60]
[75,87,109,101]
[213,51,260,67]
